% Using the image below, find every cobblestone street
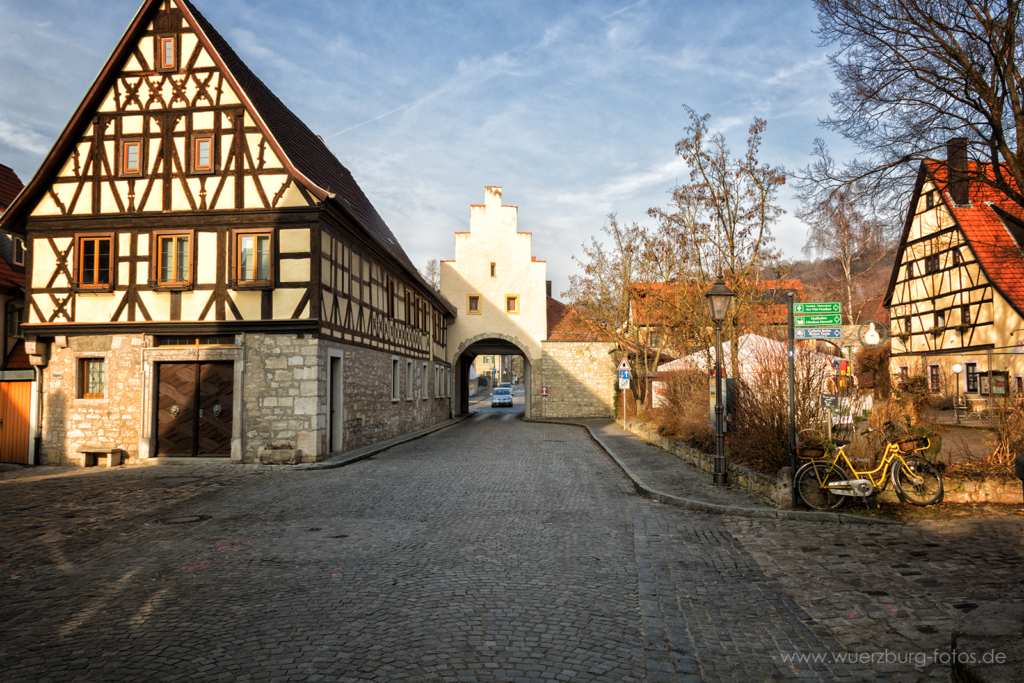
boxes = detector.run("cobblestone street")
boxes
[2,407,1021,682]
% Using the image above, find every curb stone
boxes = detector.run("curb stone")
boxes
[532,418,901,525]
[290,414,473,471]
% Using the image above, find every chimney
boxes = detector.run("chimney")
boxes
[546,281,552,298]
[947,138,969,206]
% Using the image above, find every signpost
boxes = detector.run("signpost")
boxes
[794,314,843,327]
[795,327,842,339]
[618,358,631,430]
[788,300,843,509]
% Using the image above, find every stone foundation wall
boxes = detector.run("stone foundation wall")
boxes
[336,343,451,453]
[40,334,146,466]
[536,341,616,418]
[38,333,451,466]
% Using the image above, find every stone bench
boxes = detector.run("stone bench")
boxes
[78,448,123,468]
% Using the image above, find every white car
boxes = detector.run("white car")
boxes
[491,387,513,407]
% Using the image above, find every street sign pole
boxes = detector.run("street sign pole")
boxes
[617,359,632,431]
[788,292,797,509]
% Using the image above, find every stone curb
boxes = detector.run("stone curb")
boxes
[532,418,901,525]
[291,414,473,471]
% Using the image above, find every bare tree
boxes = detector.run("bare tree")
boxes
[797,182,894,323]
[648,108,788,379]
[807,0,1024,211]
[421,258,440,290]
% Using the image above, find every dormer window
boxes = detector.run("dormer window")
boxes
[12,237,24,267]
[157,36,177,72]
[191,134,214,174]
[121,140,143,176]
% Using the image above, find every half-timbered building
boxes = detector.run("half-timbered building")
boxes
[0,0,455,465]
[884,140,1024,399]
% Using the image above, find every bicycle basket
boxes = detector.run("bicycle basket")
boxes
[795,446,827,460]
[896,436,927,453]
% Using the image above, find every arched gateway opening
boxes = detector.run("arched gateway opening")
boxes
[452,333,533,418]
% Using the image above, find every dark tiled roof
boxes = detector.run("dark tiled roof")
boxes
[924,160,1024,316]
[181,0,417,275]
[0,164,23,211]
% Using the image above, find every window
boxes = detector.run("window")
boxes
[906,261,914,278]
[966,362,979,393]
[505,295,519,314]
[903,315,912,335]
[928,365,941,393]
[391,358,400,402]
[467,294,481,314]
[155,336,234,346]
[925,255,939,274]
[952,249,962,266]
[490,262,496,277]
[406,360,413,400]
[155,232,191,285]
[961,304,971,326]
[157,36,177,71]
[121,140,143,177]
[387,279,395,318]
[6,305,22,338]
[192,134,214,173]
[926,191,934,209]
[80,358,106,399]
[423,362,429,400]
[406,291,413,324]
[235,231,272,285]
[934,311,944,329]
[77,235,113,288]
[898,365,909,379]
[1015,375,1023,396]
[12,237,24,266]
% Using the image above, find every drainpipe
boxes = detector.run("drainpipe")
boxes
[31,365,43,466]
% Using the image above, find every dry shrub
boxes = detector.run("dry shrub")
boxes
[989,398,1024,468]
[649,370,715,452]
[727,342,832,474]
[855,344,891,397]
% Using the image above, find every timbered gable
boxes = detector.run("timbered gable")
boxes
[30,3,314,219]
[886,159,1024,359]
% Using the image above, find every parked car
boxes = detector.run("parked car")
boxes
[498,382,513,391]
[491,387,513,407]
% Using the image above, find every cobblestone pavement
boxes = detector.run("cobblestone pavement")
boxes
[1,409,1020,682]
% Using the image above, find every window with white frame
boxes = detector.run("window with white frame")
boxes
[391,357,400,402]
[422,362,429,400]
[406,360,413,400]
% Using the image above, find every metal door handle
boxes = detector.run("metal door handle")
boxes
[198,409,204,418]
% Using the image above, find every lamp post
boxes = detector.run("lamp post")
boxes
[705,274,736,486]
[952,363,963,424]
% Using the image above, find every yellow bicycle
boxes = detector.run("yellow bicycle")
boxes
[794,421,944,510]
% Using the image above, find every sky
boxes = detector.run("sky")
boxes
[0,0,861,298]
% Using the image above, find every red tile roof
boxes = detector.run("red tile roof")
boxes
[923,160,1024,316]
[546,297,610,341]
[0,253,24,290]
[3,341,31,370]
[0,164,23,211]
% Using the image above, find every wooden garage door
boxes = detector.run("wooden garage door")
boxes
[0,381,31,464]
[156,362,233,457]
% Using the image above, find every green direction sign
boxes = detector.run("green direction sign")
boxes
[794,314,842,327]
[793,302,841,314]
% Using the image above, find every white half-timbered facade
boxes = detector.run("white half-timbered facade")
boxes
[0,0,455,465]
[885,142,1024,399]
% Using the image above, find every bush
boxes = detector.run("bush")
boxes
[726,340,832,474]
[648,370,715,453]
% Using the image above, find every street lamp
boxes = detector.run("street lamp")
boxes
[952,363,963,424]
[705,274,736,486]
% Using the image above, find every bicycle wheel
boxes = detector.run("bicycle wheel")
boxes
[795,461,849,510]
[895,457,944,506]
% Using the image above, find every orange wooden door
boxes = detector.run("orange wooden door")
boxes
[0,382,31,464]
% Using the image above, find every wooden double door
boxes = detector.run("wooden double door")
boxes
[156,362,233,457]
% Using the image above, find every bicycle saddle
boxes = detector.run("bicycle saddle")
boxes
[832,439,850,447]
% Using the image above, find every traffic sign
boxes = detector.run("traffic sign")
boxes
[794,314,842,327]
[794,327,842,339]
[617,358,631,372]
[619,375,630,389]
[794,302,841,314]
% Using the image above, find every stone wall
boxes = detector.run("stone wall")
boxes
[335,342,451,453]
[40,334,146,466]
[38,332,451,466]
[537,341,616,418]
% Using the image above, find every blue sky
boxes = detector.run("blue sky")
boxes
[0,0,859,297]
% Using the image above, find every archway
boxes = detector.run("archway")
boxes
[452,333,535,418]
